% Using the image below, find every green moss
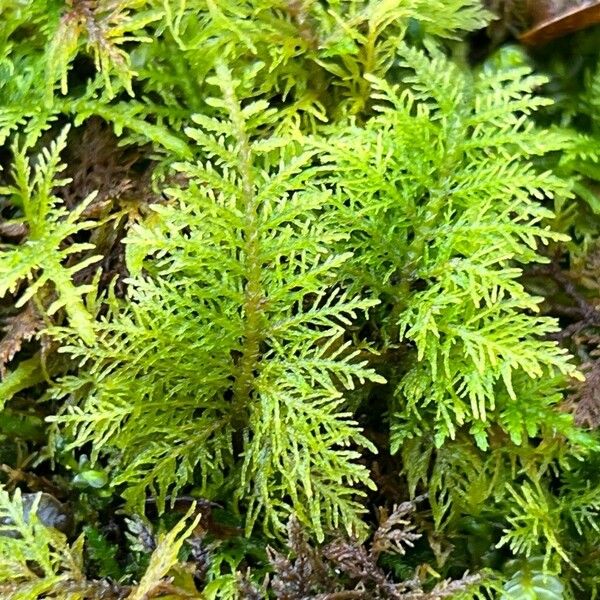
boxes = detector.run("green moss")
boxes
[1,1,600,598]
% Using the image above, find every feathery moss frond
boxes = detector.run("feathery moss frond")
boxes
[0,127,100,346]
[49,62,383,540]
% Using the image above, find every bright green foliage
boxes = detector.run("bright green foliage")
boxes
[0,487,87,599]
[49,62,385,541]
[498,483,571,568]
[46,0,162,101]
[0,0,490,155]
[0,127,100,345]
[0,0,185,155]
[0,0,61,144]
[320,43,579,448]
[2,0,600,598]
[150,0,488,124]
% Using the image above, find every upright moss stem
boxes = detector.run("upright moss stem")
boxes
[218,64,265,430]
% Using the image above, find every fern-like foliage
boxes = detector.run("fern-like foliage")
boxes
[5,1,600,596]
[498,482,572,569]
[0,487,88,599]
[1,1,491,160]
[318,43,579,449]
[0,486,201,599]
[0,127,100,349]
[151,0,489,123]
[46,0,162,102]
[311,42,600,585]
[49,62,384,541]
[0,0,60,144]
[555,54,600,242]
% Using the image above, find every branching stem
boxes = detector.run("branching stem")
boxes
[218,64,265,430]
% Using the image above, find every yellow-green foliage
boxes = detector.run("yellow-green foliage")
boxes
[0,127,100,346]
[0,486,201,599]
[2,1,600,599]
[49,63,385,541]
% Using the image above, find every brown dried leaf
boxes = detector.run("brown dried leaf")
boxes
[321,538,399,598]
[238,573,263,600]
[520,1,600,46]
